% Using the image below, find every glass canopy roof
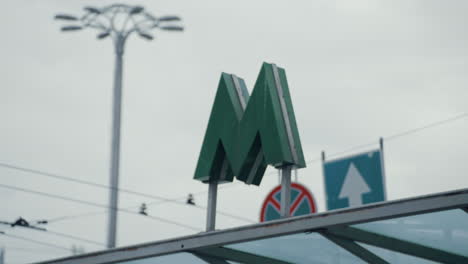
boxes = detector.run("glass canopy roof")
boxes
[36,189,468,264]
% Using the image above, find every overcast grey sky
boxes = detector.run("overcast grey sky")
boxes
[1,0,468,263]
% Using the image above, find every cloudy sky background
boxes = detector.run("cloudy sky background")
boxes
[1,0,468,263]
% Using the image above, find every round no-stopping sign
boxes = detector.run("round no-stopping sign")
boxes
[260,182,317,222]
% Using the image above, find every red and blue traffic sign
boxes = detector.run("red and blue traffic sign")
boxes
[260,183,317,222]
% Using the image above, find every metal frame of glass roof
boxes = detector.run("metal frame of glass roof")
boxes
[35,188,468,264]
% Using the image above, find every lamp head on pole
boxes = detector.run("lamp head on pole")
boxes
[84,6,101,14]
[160,25,184,31]
[54,14,79,21]
[61,26,83,31]
[158,16,181,22]
[97,31,111,39]
[54,4,184,43]
[130,6,144,15]
[138,32,154,40]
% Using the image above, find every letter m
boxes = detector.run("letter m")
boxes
[194,63,306,186]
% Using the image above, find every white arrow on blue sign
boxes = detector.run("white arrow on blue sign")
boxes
[323,149,386,210]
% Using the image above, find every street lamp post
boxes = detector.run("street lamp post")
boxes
[54,4,183,249]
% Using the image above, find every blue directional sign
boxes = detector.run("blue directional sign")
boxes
[323,149,386,210]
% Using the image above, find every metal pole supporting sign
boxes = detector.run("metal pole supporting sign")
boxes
[294,167,298,182]
[379,137,388,200]
[206,180,218,231]
[280,166,292,218]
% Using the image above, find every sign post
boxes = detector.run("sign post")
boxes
[280,166,292,218]
[323,145,386,210]
[0,247,4,264]
[206,181,218,231]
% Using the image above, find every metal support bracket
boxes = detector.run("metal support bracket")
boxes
[327,227,468,264]
[320,232,389,264]
[193,252,230,264]
[192,247,292,264]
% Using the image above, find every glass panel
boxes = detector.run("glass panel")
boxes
[353,209,468,257]
[227,232,365,263]
[358,243,439,264]
[116,252,207,264]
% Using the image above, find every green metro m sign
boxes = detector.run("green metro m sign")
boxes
[194,63,306,185]
[194,62,306,230]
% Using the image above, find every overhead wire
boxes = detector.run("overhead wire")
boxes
[45,207,202,231]
[30,182,248,225]
[0,183,112,209]
[1,247,64,253]
[188,204,255,223]
[0,162,186,204]
[0,111,466,261]
[0,183,201,232]
[43,229,105,247]
[0,111,466,227]
[0,221,105,247]
[0,162,252,223]
[306,111,468,164]
[43,182,255,225]
[45,211,106,224]
[0,233,70,252]
[385,112,468,140]
[152,111,466,223]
